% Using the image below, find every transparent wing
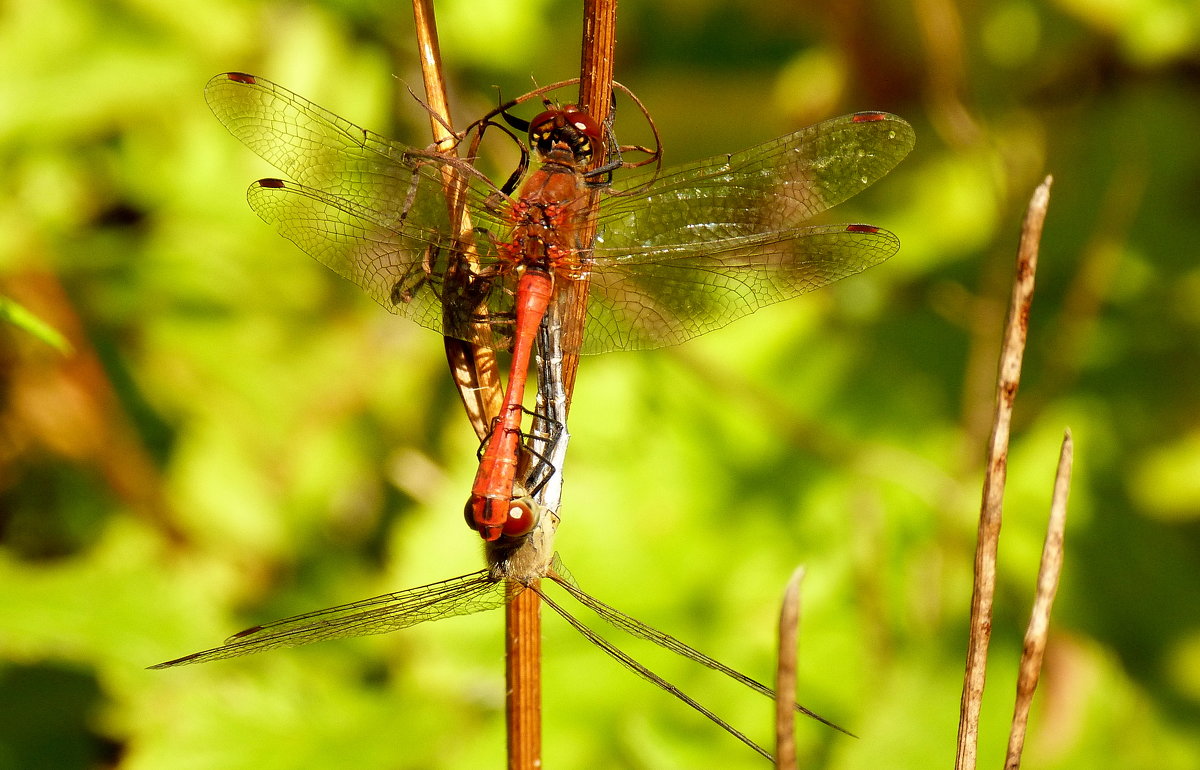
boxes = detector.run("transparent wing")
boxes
[204,73,506,225]
[151,570,503,667]
[582,224,899,352]
[246,177,519,350]
[207,73,914,356]
[578,112,914,353]
[205,73,520,348]
[547,556,850,735]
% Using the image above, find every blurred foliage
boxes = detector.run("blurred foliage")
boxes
[1,297,72,354]
[1,0,1199,768]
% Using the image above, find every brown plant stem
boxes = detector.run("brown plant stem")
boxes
[501,0,622,753]
[775,567,806,769]
[955,175,1053,770]
[492,6,622,767]
[505,580,543,770]
[411,0,503,442]
[555,0,618,406]
[1005,430,1072,769]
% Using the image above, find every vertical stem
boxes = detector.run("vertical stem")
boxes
[557,0,619,405]
[579,0,619,119]
[1005,430,1072,769]
[503,0,622,760]
[412,0,504,442]
[955,176,1053,770]
[411,0,451,147]
[503,0,621,756]
[497,7,621,768]
[506,582,542,770]
[775,567,806,769]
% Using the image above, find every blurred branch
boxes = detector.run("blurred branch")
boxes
[1005,429,1073,769]
[955,175,1053,770]
[912,0,982,147]
[0,270,186,545]
[1035,158,1146,409]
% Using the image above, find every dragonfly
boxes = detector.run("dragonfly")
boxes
[152,511,850,762]
[204,73,914,540]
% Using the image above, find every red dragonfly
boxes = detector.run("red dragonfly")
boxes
[204,73,914,540]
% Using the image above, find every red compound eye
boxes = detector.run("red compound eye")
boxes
[526,106,605,163]
[560,105,603,145]
[528,109,562,140]
[500,498,540,538]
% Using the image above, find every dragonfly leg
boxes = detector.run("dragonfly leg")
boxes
[475,405,560,462]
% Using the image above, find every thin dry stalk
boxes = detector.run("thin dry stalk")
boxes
[410,0,452,148]
[554,0,619,404]
[775,567,806,769]
[955,175,1053,770]
[579,0,619,119]
[411,0,503,441]
[502,0,621,759]
[1005,430,1073,769]
[484,6,622,766]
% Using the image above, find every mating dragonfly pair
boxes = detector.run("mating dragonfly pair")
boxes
[204,71,912,541]
[155,72,914,760]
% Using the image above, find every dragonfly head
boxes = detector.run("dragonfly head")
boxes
[465,492,542,541]
[527,106,604,168]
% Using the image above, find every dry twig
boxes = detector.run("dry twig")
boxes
[1005,430,1073,769]
[412,2,620,764]
[411,0,504,441]
[955,175,1054,770]
[775,567,807,769]
[555,0,619,403]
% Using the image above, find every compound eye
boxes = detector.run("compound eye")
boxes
[500,498,541,538]
[560,105,603,145]
[527,109,561,146]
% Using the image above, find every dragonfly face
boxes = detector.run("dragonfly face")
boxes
[526,105,605,168]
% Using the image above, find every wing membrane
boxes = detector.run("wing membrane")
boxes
[208,72,913,355]
[247,177,518,349]
[205,73,503,223]
[206,73,520,347]
[151,570,503,667]
[578,113,913,352]
[597,113,913,249]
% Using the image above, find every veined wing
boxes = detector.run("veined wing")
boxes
[151,570,504,667]
[578,112,914,353]
[245,177,520,350]
[206,73,521,347]
[546,555,851,735]
[204,73,506,228]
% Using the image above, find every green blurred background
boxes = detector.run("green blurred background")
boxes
[2,0,1198,767]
